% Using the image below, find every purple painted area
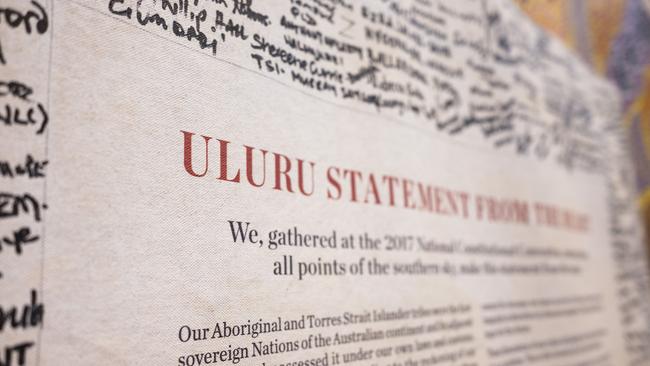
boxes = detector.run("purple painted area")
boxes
[607,0,650,109]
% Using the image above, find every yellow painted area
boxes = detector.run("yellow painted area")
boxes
[516,0,626,74]
[518,1,650,223]
[639,188,650,214]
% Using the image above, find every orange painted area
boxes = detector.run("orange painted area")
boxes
[587,0,626,74]
[514,0,576,49]
[628,69,650,208]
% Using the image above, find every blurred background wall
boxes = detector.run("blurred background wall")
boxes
[516,0,650,239]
